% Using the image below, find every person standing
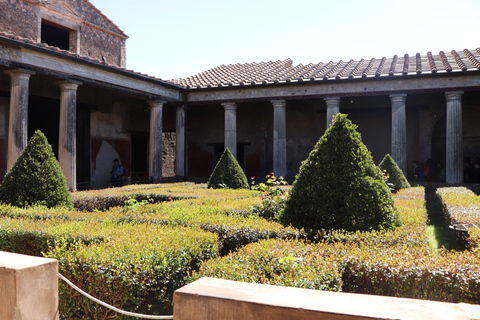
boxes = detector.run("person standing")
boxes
[110,158,124,187]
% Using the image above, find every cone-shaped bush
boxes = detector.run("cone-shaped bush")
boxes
[207,148,249,189]
[379,154,411,193]
[0,130,73,209]
[281,114,399,233]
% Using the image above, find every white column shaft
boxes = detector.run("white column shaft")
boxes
[272,100,287,177]
[325,97,341,128]
[222,102,237,158]
[5,69,34,170]
[445,91,464,184]
[58,81,81,191]
[175,105,186,177]
[390,94,407,175]
[148,101,164,181]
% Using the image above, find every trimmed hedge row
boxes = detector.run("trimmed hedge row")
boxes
[197,237,480,304]
[193,238,343,291]
[196,187,480,304]
[124,197,303,255]
[0,218,219,318]
[436,186,480,250]
[436,187,480,226]
[71,183,260,211]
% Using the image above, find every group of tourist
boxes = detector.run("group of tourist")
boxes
[412,157,480,183]
[412,159,446,182]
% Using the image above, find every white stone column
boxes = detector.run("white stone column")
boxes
[175,105,186,177]
[390,94,407,175]
[222,102,237,158]
[148,100,164,182]
[445,91,464,184]
[272,100,287,178]
[4,69,35,171]
[57,80,81,191]
[325,97,341,128]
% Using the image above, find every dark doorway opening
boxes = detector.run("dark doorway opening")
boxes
[431,114,446,166]
[28,96,92,189]
[131,134,149,183]
[76,107,91,189]
[212,143,247,170]
[28,96,60,158]
[41,20,70,50]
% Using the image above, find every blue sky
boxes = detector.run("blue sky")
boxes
[92,0,480,80]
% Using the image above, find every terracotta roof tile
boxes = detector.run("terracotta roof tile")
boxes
[170,47,480,88]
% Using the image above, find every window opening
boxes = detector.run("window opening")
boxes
[41,20,70,50]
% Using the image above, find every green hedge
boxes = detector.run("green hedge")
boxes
[3,184,480,318]
[196,187,480,304]
[0,217,219,319]
[193,238,343,291]
[436,187,480,250]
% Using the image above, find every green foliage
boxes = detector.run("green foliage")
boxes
[379,154,411,193]
[251,173,289,221]
[4,184,480,317]
[0,130,73,209]
[194,238,343,291]
[207,148,249,189]
[281,114,399,233]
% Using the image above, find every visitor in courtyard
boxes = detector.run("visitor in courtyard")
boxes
[437,162,446,182]
[110,158,124,187]
[424,159,437,182]
[412,161,423,181]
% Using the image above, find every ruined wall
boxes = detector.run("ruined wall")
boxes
[163,132,176,177]
[0,0,126,67]
[0,0,38,39]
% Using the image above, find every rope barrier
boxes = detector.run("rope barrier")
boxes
[58,273,174,319]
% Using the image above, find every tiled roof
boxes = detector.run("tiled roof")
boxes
[168,48,480,89]
[0,32,181,88]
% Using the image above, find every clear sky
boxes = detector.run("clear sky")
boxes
[92,0,480,80]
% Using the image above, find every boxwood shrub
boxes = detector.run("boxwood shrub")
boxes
[281,114,399,233]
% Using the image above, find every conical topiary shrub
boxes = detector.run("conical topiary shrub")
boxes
[0,130,73,209]
[280,114,399,233]
[207,148,249,189]
[379,154,411,193]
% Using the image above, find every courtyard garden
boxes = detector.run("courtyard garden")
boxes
[1,120,480,319]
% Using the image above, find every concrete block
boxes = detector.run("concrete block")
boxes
[0,251,59,320]
[173,277,480,320]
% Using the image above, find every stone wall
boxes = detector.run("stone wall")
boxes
[163,132,176,177]
[0,0,127,67]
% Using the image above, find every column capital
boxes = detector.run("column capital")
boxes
[56,80,82,91]
[324,96,341,104]
[147,100,165,108]
[389,93,407,102]
[445,91,464,101]
[222,102,237,110]
[4,68,35,80]
[271,100,286,108]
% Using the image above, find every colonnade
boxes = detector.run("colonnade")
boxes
[4,69,82,191]
[219,91,465,184]
[3,68,188,190]
[147,101,186,181]
[3,67,466,187]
